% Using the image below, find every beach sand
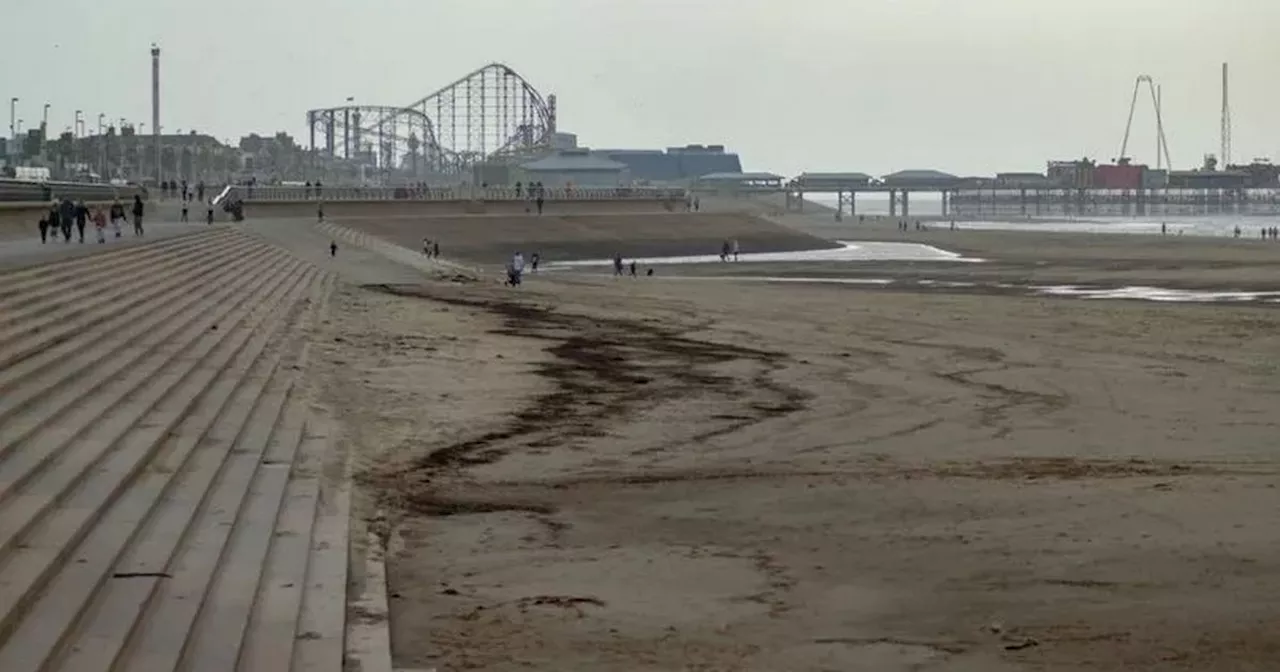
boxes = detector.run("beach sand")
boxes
[308,205,1280,671]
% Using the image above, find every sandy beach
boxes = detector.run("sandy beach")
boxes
[301,203,1280,671]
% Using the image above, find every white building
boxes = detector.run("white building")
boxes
[519,150,629,188]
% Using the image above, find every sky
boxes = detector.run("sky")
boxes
[4,0,1278,177]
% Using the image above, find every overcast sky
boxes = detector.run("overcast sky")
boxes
[5,0,1277,176]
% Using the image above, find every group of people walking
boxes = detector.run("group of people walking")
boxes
[1228,225,1280,240]
[421,237,441,258]
[159,179,206,203]
[39,195,145,244]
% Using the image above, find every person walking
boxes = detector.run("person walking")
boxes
[38,213,50,243]
[93,206,108,243]
[109,199,125,238]
[132,195,145,236]
[206,199,215,225]
[180,199,189,222]
[46,202,59,244]
[59,197,75,243]
[74,199,88,243]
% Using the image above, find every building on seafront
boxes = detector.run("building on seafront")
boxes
[538,132,743,185]
[517,149,630,187]
[592,144,743,184]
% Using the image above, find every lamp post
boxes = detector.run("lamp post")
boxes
[97,114,106,177]
[9,97,16,140]
[73,110,83,168]
[137,123,146,178]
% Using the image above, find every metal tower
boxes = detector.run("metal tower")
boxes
[1118,74,1171,169]
[1221,62,1232,167]
[151,44,160,184]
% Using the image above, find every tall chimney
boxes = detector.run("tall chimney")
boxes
[1220,62,1232,167]
[152,44,161,184]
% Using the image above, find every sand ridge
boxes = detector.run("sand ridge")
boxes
[343,212,837,264]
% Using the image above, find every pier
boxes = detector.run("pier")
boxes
[765,170,1280,220]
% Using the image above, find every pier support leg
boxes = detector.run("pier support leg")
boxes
[902,190,910,218]
[850,191,857,217]
[889,190,897,217]
[798,190,805,213]
[940,191,947,217]
[835,190,843,221]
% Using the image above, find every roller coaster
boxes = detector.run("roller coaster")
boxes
[306,62,556,179]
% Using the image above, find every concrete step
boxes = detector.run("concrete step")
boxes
[237,273,337,672]
[0,231,242,331]
[0,229,229,303]
[0,259,314,648]
[0,243,293,469]
[0,265,319,672]
[0,240,280,433]
[53,277,335,672]
[0,232,261,372]
[0,229,351,671]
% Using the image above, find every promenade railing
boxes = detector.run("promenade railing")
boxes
[218,184,689,203]
[0,178,146,204]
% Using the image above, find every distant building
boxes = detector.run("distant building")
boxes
[590,144,742,184]
[1225,159,1280,188]
[1047,159,1096,189]
[1167,170,1249,190]
[551,132,578,150]
[996,172,1056,189]
[519,149,629,187]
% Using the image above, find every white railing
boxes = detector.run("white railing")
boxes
[217,184,689,203]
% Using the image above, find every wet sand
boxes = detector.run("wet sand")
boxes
[312,208,1280,671]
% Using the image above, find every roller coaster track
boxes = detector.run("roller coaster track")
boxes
[307,62,555,176]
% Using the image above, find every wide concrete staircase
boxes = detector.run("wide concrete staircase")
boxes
[0,227,351,671]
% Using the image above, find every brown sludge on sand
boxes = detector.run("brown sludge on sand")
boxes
[306,204,1280,672]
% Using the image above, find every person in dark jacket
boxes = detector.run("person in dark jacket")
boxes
[132,195,145,236]
[59,198,76,242]
[37,214,49,243]
[74,200,89,243]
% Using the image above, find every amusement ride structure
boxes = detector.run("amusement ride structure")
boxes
[305,62,556,180]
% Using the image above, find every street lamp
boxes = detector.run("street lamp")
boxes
[9,97,16,139]
[97,114,107,177]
